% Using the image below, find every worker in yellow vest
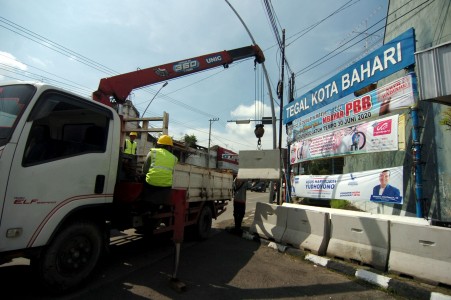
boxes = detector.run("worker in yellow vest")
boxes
[124,132,138,155]
[142,135,178,205]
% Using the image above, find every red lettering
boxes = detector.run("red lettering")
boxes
[13,198,39,204]
[353,99,362,114]
[362,95,372,111]
[345,102,353,116]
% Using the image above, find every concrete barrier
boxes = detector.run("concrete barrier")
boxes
[250,202,287,242]
[389,222,451,286]
[283,203,430,225]
[281,207,330,255]
[326,214,390,271]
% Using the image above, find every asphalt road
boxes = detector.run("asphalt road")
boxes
[0,191,403,299]
[214,189,272,226]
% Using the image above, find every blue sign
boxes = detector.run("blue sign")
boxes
[283,28,416,124]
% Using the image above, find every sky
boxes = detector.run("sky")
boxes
[0,0,388,153]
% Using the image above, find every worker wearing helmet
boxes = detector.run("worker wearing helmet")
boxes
[142,135,178,203]
[228,177,247,236]
[124,132,138,155]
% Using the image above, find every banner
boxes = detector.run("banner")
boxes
[290,114,399,163]
[287,74,417,144]
[292,166,403,204]
[283,28,416,124]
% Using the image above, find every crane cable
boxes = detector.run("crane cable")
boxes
[253,65,266,149]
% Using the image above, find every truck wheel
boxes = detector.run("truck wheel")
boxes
[32,221,103,293]
[197,206,212,240]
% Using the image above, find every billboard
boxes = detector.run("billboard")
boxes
[292,166,403,204]
[290,114,400,163]
[283,28,416,124]
[287,74,417,143]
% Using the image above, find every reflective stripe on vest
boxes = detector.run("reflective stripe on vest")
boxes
[146,148,178,187]
[124,139,137,154]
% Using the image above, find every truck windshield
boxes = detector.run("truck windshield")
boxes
[0,84,36,147]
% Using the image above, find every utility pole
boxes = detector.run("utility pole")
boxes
[208,118,219,168]
[276,29,286,205]
[286,72,295,203]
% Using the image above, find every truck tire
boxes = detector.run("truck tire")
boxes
[197,205,212,240]
[32,221,103,293]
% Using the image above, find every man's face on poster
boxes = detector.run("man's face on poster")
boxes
[379,171,390,187]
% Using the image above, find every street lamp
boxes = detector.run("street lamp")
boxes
[142,82,168,117]
[227,118,276,125]
[207,117,219,168]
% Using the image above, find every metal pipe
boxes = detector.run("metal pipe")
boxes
[142,82,168,117]
[411,105,424,218]
[208,118,219,168]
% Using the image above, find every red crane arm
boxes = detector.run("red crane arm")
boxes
[92,45,265,106]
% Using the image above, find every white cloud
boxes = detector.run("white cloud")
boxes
[28,56,48,68]
[0,51,27,70]
[230,100,275,118]
[168,99,283,152]
[0,51,27,81]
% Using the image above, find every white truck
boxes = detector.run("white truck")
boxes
[0,45,265,292]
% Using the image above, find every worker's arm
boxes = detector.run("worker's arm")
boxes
[142,151,151,175]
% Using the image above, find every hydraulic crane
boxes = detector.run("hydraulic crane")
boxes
[92,45,265,106]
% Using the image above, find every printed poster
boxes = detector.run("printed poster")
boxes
[287,74,417,144]
[290,114,399,163]
[292,166,403,204]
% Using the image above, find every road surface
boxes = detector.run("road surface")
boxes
[0,191,405,299]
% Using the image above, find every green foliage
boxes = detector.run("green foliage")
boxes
[302,158,344,175]
[184,134,198,147]
[330,199,362,211]
[330,199,350,209]
[439,108,451,131]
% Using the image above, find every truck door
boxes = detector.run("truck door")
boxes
[0,89,118,252]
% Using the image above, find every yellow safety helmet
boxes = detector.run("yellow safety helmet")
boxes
[129,132,137,136]
[157,135,173,146]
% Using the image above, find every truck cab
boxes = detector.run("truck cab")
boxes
[0,82,121,288]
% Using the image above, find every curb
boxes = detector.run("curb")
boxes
[243,232,451,300]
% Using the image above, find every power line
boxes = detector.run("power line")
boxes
[0,17,118,76]
[0,52,93,95]
[0,16,254,122]
[287,0,359,49]
[262,0,293,75]
[293,0,432,79]
[0,16,254,140]
[0,7,273,151]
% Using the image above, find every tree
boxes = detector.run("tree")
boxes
[184,134,198,147]
[440,108,451,131]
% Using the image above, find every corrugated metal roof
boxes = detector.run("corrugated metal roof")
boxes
[415,41,451,104]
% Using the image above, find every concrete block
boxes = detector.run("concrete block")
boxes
[389,222,451,286]
[250,202,287,242]
[327,214,389,271]
[281,207,330,255]
[283,203,430,225]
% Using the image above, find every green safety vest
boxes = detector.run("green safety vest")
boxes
[146,148,178,187]
[124,139,137,155]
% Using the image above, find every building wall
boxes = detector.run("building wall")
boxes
[343,0,451,222]
[185,150,210,168]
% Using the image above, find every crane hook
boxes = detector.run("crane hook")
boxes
[254,124,264,150]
